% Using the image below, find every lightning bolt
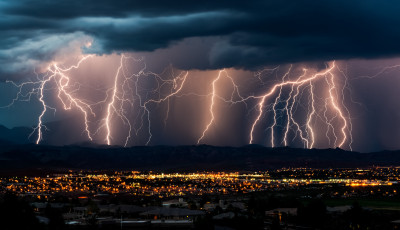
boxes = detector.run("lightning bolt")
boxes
[104,55,126,146]
[3,55,95,144]
[102,54,190,146]
[3,54,354,150]
[283,68,310,148]
[249,61,352,149]
[195,62,352,149]
[142,70,189,145]
[269,65,293,148]
[197,69,245,144]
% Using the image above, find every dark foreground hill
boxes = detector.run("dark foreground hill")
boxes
[1,143,400,174]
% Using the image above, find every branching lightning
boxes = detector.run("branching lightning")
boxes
[3,55,95,144]
[248,61,352,149]
[2,54,354,150]
[197,62,353,149]
[197,69,246,144]
[3,54,192,146]
[98,55,189,146]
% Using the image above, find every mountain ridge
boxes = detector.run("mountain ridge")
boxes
[0,142,400,174]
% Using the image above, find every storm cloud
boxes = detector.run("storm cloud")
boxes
[1,0,400,78]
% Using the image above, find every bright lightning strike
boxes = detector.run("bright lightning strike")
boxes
[248,61,353,149]
[196,62,353,149]
[197,69,245,144]
[2,55,355,150]
[101,55,189,146]
[3,55,95,144]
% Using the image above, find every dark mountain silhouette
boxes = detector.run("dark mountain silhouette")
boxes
[0,125,33,144]
[0,117,93,146]
[1,143,400,174]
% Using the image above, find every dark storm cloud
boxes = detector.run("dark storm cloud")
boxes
[2,1,248,18]
[1,0,400,78]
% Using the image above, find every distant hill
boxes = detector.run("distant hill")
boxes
[1,143,400,174]
[0,117,92,146]
[0,125,33,144]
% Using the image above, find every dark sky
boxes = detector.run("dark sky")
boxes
[1,1,400,152]
[2,0,400,76]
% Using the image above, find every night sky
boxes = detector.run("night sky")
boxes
[1,0,400,152]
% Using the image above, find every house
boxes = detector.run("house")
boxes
[203,202,218,211]
[265,208,298,217]
[326,205,352,213]
[391,219,400,229]
[98,204,156,216]
[230,202,246,211]
[140,207,205,220]
[36,216,49,225]
[162,198,188,208]
[213,212,235,220]
[31,202,67,213]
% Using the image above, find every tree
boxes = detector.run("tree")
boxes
[0,193,42,230]
[45,204,65,230]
